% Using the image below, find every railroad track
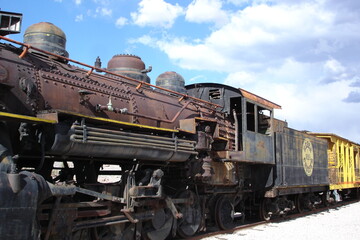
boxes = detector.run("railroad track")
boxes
[190,199,360,240]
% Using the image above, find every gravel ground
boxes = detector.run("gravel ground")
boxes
[202,201,360,240]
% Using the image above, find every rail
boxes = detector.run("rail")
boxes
[0,35,222,109]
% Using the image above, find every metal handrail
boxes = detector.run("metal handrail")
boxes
[0,35,222,109]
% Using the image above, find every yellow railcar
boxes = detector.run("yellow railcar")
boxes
[311,133,360,190]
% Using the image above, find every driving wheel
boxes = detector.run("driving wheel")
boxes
[259,198,271,221]
[176,190,202,238]
[143,208,174,240]
[215,196,235,230]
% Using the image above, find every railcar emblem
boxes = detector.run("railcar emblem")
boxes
[302,138,314,176]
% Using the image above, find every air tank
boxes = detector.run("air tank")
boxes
[23,22,68,58]
[107,54,151,83]
[156,71,186,94]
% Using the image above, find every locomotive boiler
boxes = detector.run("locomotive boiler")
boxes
[0,10,359,240]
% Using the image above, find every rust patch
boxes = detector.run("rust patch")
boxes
[257,140,265,149]
[0,64,8,82]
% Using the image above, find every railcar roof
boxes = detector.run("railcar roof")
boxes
[186,82,281,110]
[239,88,281,110]
[309,132,360,146]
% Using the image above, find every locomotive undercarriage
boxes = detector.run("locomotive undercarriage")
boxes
[0,112,343,239]
[258,191,334,221]
[0,113,244,240]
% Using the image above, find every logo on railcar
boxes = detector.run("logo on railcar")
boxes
[302,138,314,176]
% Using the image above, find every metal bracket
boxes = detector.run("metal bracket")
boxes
[165,197,183,219]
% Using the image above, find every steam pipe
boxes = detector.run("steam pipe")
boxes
[96,100,192,124]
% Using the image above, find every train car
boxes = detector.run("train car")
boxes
[261,123,329,218]
[0,10,357,240]
[309,133,360,198]
[186,84,330,220]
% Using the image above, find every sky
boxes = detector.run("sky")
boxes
[2,0,360,143]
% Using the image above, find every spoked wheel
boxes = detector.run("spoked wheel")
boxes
[143,208,174,240]
[321,191,330,207]
[295,194,304,213]
[176,190,202,238]
[91,223,135,240]
[72,228,92,240]
[352,188,360,200]
[259,198,271,221]
[215,196,235,230]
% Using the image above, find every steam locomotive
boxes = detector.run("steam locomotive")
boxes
[0,11,359,240]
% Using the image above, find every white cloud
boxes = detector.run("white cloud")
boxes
[321,58,355,83]
[93,0,110,4]
[262,80,355,136]
[224,71,256,86]
[132,0,360,142]
[75,14,84,22]
[324,58,345,74]
[159,38,227,70]
[115,17,128,28]
[313,39,339,55]
[189,75,207,82]
[223,57,360,142]
[134,2,338,72]
[185,0,229,26]
[205,3,334,51]
[86,6,112,18]
[130,35,156,47]
[74,0,82,5]
[344,91,360,103]
[96,7,112,17]
[131,0,184,28]
[230,61,358,141]
[226,0,249,6]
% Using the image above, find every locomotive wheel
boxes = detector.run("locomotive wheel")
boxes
[321,192,330,207]
[72,228,92,239]
[176,190,202,238]
[295,194,304,213]
[215,196,235,230]
[143,208,174,240]
[91,223,134,240]
[259,198,271,221]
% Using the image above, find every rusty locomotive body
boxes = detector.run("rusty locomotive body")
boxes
[0,11,358,240]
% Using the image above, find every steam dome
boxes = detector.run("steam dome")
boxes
[156,71,186,94]
[23,22,68,58]
[107,54,150,83]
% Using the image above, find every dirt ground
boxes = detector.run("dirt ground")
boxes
[203,201,360,240]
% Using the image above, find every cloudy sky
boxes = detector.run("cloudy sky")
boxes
[3,0,360,142]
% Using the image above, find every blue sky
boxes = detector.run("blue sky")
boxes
[2,0,360,143]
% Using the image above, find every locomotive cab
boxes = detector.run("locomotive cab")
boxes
[186,83,281,165]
